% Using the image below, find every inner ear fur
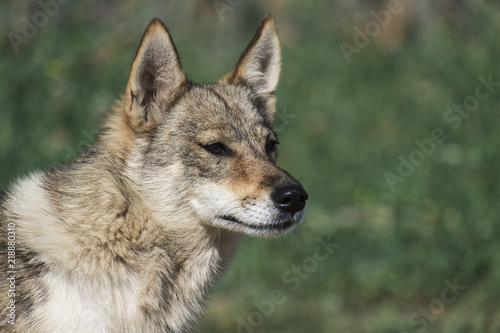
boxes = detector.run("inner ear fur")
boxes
[125,18,187,133]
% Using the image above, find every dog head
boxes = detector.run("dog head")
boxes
[122,17,308,237]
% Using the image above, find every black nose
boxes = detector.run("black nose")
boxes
[272,185,308,215]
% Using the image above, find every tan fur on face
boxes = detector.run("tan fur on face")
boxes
[0,16,305,333]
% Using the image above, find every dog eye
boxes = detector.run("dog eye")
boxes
[266,140,279,154]
[203,143,227,155]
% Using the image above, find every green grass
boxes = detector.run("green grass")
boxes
[1,1,500,332]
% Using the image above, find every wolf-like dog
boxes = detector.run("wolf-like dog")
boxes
[0,16,308,332]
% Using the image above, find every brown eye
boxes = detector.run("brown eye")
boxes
[204,143,227,155]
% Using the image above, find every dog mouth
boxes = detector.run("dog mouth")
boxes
[219,215,295,233]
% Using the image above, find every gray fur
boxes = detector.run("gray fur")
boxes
[0,16,306,333]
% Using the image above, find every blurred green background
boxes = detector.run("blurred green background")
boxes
[1,0,500,332]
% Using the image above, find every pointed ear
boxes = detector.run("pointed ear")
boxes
[224,15,281,105]
[125,19,187,133]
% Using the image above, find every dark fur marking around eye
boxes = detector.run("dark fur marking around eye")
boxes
[203,142,227,155]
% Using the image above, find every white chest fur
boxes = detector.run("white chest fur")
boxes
[33,270,142,333]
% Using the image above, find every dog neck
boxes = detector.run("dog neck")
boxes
[97,177,242,330]
[9,112,243,331]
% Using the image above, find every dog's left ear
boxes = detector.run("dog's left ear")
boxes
[224,16,281,122]
[125,19,187,133]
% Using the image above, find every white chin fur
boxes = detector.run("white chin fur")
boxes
[189,184,305,237]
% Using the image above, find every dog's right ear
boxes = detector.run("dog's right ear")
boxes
[125,19,187,133]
